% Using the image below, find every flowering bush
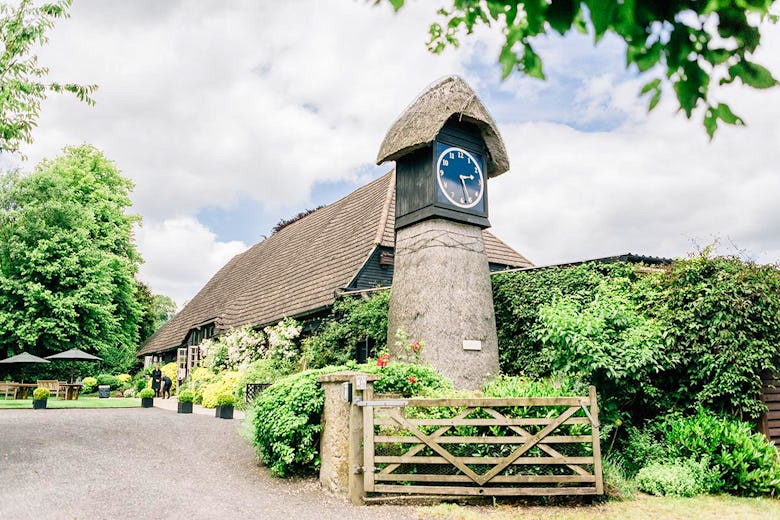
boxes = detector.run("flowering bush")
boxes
[265,318,302,361]
[117,373,131,383]
[200,325,266,371]
[201,371,241,408]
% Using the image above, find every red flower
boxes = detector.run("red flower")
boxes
[409,341,422,354]
[377,354,390,367]
[408,376,416,384]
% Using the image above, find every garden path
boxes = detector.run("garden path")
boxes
[0,408,418,520]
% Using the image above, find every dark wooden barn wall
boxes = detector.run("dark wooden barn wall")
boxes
[761,371,780,447]
[349,246,395,291]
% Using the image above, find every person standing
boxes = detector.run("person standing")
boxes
[151,363,162,398]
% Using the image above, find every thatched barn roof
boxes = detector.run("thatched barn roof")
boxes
[376,75,509,177]
[138,171,532,356]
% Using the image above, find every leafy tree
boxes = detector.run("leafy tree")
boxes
[136,282,177,343]
[0,0,97,157]
[378,0,778,137]
[0,144,141,372]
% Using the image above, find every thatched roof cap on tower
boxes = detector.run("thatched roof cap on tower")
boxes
[376,75,509,178]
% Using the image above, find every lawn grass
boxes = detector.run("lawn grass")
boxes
[420,495,780,520]
[0,397,140,409]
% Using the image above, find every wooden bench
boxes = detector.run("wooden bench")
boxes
[0,382,17,399]
[36,380,61,399]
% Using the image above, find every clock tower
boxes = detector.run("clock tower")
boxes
[376,76,510,389]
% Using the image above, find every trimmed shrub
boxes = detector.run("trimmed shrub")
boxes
[636,461,706,497]
[177,390,194,403]
[82,376,98,393]
[33,387,50,401]
[216,392,236,406]
[660,410,780,496]
[253,366,346,477]
[138,388,154,399]
[117,373,131,383]
[96,374,122,390]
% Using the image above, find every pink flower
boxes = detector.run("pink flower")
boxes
[409,341,422,354]
[377,354,390,367]
[408,376,416,384]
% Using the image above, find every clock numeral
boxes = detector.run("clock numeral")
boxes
[439,169,444,176]
[474,166,479,174]
[449,152,454,159]
[457,151,464,159]
[450,191,456,198]
[474,190,479,198]
[459,197,465,204]
[442,180,448,189]
[467,157,471,164]
[442,159,449,167]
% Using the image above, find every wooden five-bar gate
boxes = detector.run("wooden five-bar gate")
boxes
[356,385,603,498]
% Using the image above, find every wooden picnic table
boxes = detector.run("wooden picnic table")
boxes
[59,382,83,400]
[10,383,37,400]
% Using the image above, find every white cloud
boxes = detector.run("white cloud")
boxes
[135,217,247,306]
[489,28,780,266]
[6,0,780,304]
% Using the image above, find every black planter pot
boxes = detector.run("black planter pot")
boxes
[215,404,234,419]
[33,399,47,410]
[141,397,154,408]
[177,401,193,414]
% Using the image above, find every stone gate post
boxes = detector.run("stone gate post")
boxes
[317,371,380,505]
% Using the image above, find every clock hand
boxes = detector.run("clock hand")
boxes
[459,175,474,202]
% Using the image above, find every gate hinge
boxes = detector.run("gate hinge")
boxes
[354,466,378,474]
[579,399,600,428]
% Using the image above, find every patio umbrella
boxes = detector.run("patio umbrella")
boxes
[45,348,103,383]
[0,352,50,383]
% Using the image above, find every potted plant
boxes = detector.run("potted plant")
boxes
[139,387,155,408]
[33,387,50,409]
[177,390,194,414]
[215,392,236,419]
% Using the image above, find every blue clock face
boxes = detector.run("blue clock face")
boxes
[436,145,484,209]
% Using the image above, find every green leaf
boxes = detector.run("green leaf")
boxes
[499,44,519,79]
[649,89,662,111]
[631,42,662,72]
[704,107,718,138]
[522,44,545,79]
[714,103,745,126]
[586,0,617,41]
[387,0,405,12]
[547,0,578,34]
[640,78,661,95]
[728,60,778,89]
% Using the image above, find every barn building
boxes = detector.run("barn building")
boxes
[137,170,532,373]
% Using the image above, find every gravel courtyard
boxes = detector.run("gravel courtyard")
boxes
[0,408,419,520]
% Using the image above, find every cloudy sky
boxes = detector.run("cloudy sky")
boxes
[6,0,780,306]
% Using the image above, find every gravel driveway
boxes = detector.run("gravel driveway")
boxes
[0,408,421,520]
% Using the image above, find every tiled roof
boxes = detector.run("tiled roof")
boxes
[139,171,533,355]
